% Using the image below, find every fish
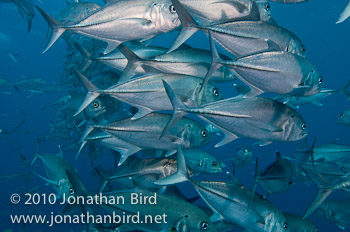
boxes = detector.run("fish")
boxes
[36,0,180,53]
[252,152,294,198]
[337,108,350,126]
[256,0,277,25]
[286,88,338,108]
[156,147,289,232]
[73,68,222,120]
[182,149,226,174]
[337,0,350,24]
[0,0,35,31]
[283,213,319,232]
[162,80,307,147]
[231,147,253,170]
[80,113,211,162]
[179,0,260,25]
[202,34,322,99]
[168,0,306,57]
[31,144,77,200]
[301,162,350,218]
[312,143,350,165]
[114,43,235,83]
[315,200,350,230]
[102,188,214,232]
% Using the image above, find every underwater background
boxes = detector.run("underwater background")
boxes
[1,0,350,231]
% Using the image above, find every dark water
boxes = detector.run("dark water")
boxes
[0,0,349,231]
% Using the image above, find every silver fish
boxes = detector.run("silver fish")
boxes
[168,0,305,57]
[74,69,222,120]
[162,80,307,147]
[337,0,350,24]
[204,36,322,98]
[36,0,180,53]
[82,113,211,158]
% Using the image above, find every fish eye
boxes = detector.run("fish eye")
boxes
[283,222,288,230]
[69,187,75,195]
[92,102,99,108]
[212,161,217,167]
[301,122,307,130]
[201,130,207,137]
[169,5,176,14]
[301,46,306,52]
[318,76,322,85]
[286,46,289,52]
[200,221,209,231]
[265,3,270,11]
[340,113,345,118]
[213,88,220,96]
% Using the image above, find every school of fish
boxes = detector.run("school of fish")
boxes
[2,0,350,231]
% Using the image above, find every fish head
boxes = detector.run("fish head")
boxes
[199,155,225,174]
[84,98,107,119]
[265,211,289,232]
[58,176,76,200]
[287,38,307,58]
[256,0,274,23]
[280,107,307,141]
[299,65,322,96]
[181,120,212,148]
[337,109,350,125]
[147,0,180,32]
[198,85,223,105]
[176,214,214,232]
[236,147,252,159]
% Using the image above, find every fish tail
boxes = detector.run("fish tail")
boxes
[73,42,93,73]
[72,68,101,116]
[154,146,189,185]
[340,80,350,101]
[168,0,199,53]
[160,80,188,138]
[76,125,95,160]
[35,6,65,53]
[117,44,144,83]
[249,157,260,209]
[30,140,40,166]
[336,0,350,24]
[199,32,223,93]
[94,167,109,192]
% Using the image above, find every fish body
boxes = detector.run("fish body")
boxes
[163,80,307,147]
[104,189,214,232]
[192,180,289,232]
[182,149,225,174]
[313,143,350,165]
[315,200,350,230]
[37,0,180,53]
[87,113,211,153]
[283,213,318,232]
[75,70,222,119]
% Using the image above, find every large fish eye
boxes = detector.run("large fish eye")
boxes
[201,130,208,137]
[200,221,209,231]
[92,101,99,108]
[283,222,288,230]
[212,161,217,167]
[213,88,220,97]
[69,187,75,195]
[169,5,176,14]
[340,113,345,118]
[301,122,307,130]
[301,46,306,53]
[264,3,270,11]
[318,76,323,85]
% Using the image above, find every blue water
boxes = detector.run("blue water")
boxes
[0,0,350,231]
